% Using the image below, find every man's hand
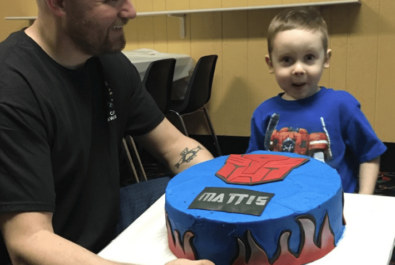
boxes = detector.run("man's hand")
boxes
[166,258,214,265]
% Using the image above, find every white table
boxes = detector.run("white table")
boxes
[99,193,395,265]
[122,49,194,82]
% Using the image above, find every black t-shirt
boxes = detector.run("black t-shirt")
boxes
[0,31,164,263]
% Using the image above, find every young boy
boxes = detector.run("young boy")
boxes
[247,7,386,194]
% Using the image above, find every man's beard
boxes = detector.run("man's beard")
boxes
[66,13,127,56]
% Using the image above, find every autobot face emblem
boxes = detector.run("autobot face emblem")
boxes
[282,137,295,153]
[215,154,309,185]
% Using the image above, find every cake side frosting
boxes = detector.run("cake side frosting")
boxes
[165,151,345,265]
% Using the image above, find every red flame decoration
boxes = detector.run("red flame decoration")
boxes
[166,214,197,260]
[232,214,335,265]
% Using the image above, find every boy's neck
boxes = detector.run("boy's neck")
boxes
[281,86,321,101]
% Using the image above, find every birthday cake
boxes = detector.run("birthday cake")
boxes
[165,151,345,265]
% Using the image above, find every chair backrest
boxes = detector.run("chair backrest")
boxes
[143,58,176,113]
[182,55,218,114]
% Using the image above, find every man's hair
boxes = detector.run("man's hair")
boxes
[267,7,329,56]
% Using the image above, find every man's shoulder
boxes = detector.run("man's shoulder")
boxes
[0,31,23,49]
[96,52,142,98]
[98,51,132,69]
[0,31,46,76]
[0,31,25,65]
[98,51,126,62]
[0,31,66,106]
[0,32,33,89]
[98,51,139,79]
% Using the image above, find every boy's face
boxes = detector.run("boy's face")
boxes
[266,29,331,101]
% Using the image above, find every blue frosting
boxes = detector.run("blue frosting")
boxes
[166,151,345,265]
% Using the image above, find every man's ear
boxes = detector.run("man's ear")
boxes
[265,55,274,74]
[45,0,66,17]
[324,49,331,69]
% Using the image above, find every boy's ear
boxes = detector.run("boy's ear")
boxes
[324,49,332,69]
[45,0,66,17]
[265,55,274,74]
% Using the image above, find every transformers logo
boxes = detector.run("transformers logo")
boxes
[215,154,308,185]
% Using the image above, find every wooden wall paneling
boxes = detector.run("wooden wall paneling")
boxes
[184,12,223,135]
[3,1,37,16]
[132,0,140,12]
[222,0,248,8]
[153,16,168,52]
[165,0,191,54]
[166,15,191,55]
[247,9,280,123]
[326,5,349,91]
[376,0,395,142]
[136,17,155,49]
[319,7,331,87]
[153,0,166,12]
[346,0,380,127]
[248,0,280,6]
[152,0,168,52]
[135,0,153,12]
[0,1,37,41]
[166,0,189,11]
[222,11,250,136]
[124,20,139,51]
[190,0,222,9]
[126,0,154,49]
[283,0,310,4]
[312,0,334,3]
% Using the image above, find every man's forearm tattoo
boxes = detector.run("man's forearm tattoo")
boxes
[175,145,203,169]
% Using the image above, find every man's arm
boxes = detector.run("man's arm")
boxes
[1,212,214,265]
[134,118,214,174]
[358,156,380,194]
[0,212,130,265]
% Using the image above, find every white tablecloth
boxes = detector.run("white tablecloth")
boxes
[99,193,395,265]
[122,49,194,82]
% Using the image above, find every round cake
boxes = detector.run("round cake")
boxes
[165,151,345,265]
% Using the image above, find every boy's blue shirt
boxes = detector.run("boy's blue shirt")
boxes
[247,87,387,193]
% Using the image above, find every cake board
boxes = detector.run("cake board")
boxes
[99,193,395,265]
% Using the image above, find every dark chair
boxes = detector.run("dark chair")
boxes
[143,58,176,113]
[122,136,147,183]
[167,55,221,156]
[122,58,176,181]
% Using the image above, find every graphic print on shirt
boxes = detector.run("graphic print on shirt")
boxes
[105,81,117,122]
[264,113,332,162]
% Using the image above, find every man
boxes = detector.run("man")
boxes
[0,0,214,264]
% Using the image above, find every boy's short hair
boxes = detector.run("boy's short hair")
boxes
[267,7,329,56]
